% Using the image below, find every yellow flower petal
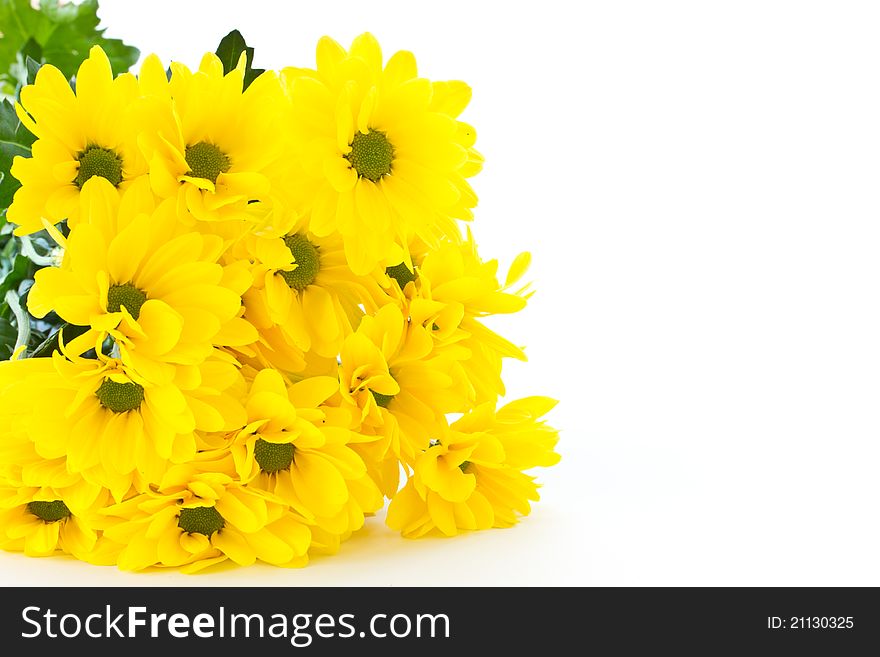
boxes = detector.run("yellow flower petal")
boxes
[136,300,184,356]
[292,452,348,517]
[60,519,97,557]
[118,534,160,571]
[212,528,256,566]
[505,252,531,287]
[247,527,295,565]
[157,526,191,566]
[215,491,265,533]
[427,491,457,537]
[288,376,338,408]
[180,531,212,554]
[324,155,357,192]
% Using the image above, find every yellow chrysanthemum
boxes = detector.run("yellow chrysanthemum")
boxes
[241,228,383,364]
[136,51,286,228]
[338,304,474,479]
[386,397,560,537]
[0,466,111,561]
[451,397,561,469]
[282,33,482,274]
[0,353,245,501]
[8,46,149,235]
[102,474,311,572]
[27,200,256,383]
[390,233,532,403]
[212,369,383,535]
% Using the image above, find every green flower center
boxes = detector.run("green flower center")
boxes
[386,262,417,289]
[371,389,394,408]
[96,379,145,413]
[279,234,320,291]
[345,129,394,182]
[27,500,71,523]
[178,506,225,536]
[459,460,471,473]
[107,283,147,320]
[75,146,123,188]
[185,141,230,184]
[254,438,296,474]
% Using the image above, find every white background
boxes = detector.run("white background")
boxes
[4,0,880,586]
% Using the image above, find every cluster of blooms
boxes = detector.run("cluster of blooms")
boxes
[0,34,559,571]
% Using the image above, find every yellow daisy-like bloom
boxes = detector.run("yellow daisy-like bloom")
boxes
[283,33,482,274]
[217,368,382,535]
[0,353,245,501]
[0,467,110,561]
[450,396,561,469]
[386,397,560,538]
[338,304,474,478]
[102,473,311,572]
[8,46,148,235]
[390,233,532,403]
[0,410,121,563]
[242,228,383,363]
[27,200,256,383]
[137,51,286,228]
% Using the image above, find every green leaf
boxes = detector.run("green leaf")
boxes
[0,0,139,97]
[0,97,34,208]
[19,37,42,65]
[40,0,139,79]
[29,322,89,358]
[5,43,42,97]
[215,29,265,90]
[215,30,246,72]
[0,315,17,359]
[0,252,32,304]
[0,1,45,78]
[25,54,40,85]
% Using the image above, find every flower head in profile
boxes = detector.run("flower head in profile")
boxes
[386,397,559,537]
[8,46,148,235]
[338,304,474,480]
[283,33,482,274]
[385,233,532,404]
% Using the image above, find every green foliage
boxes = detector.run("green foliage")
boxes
[0,0,140,98]
[0,97,35,210]
[0,315,15,357]
[29,322,89,358]
[215,29,264,90]
[0,226,31,299]
[0,225,61,358]
[0,1,140,359]
[25,54,41,85]
[0,226,32,357]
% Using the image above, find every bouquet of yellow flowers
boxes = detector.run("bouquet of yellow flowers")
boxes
[0,8,559,572]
